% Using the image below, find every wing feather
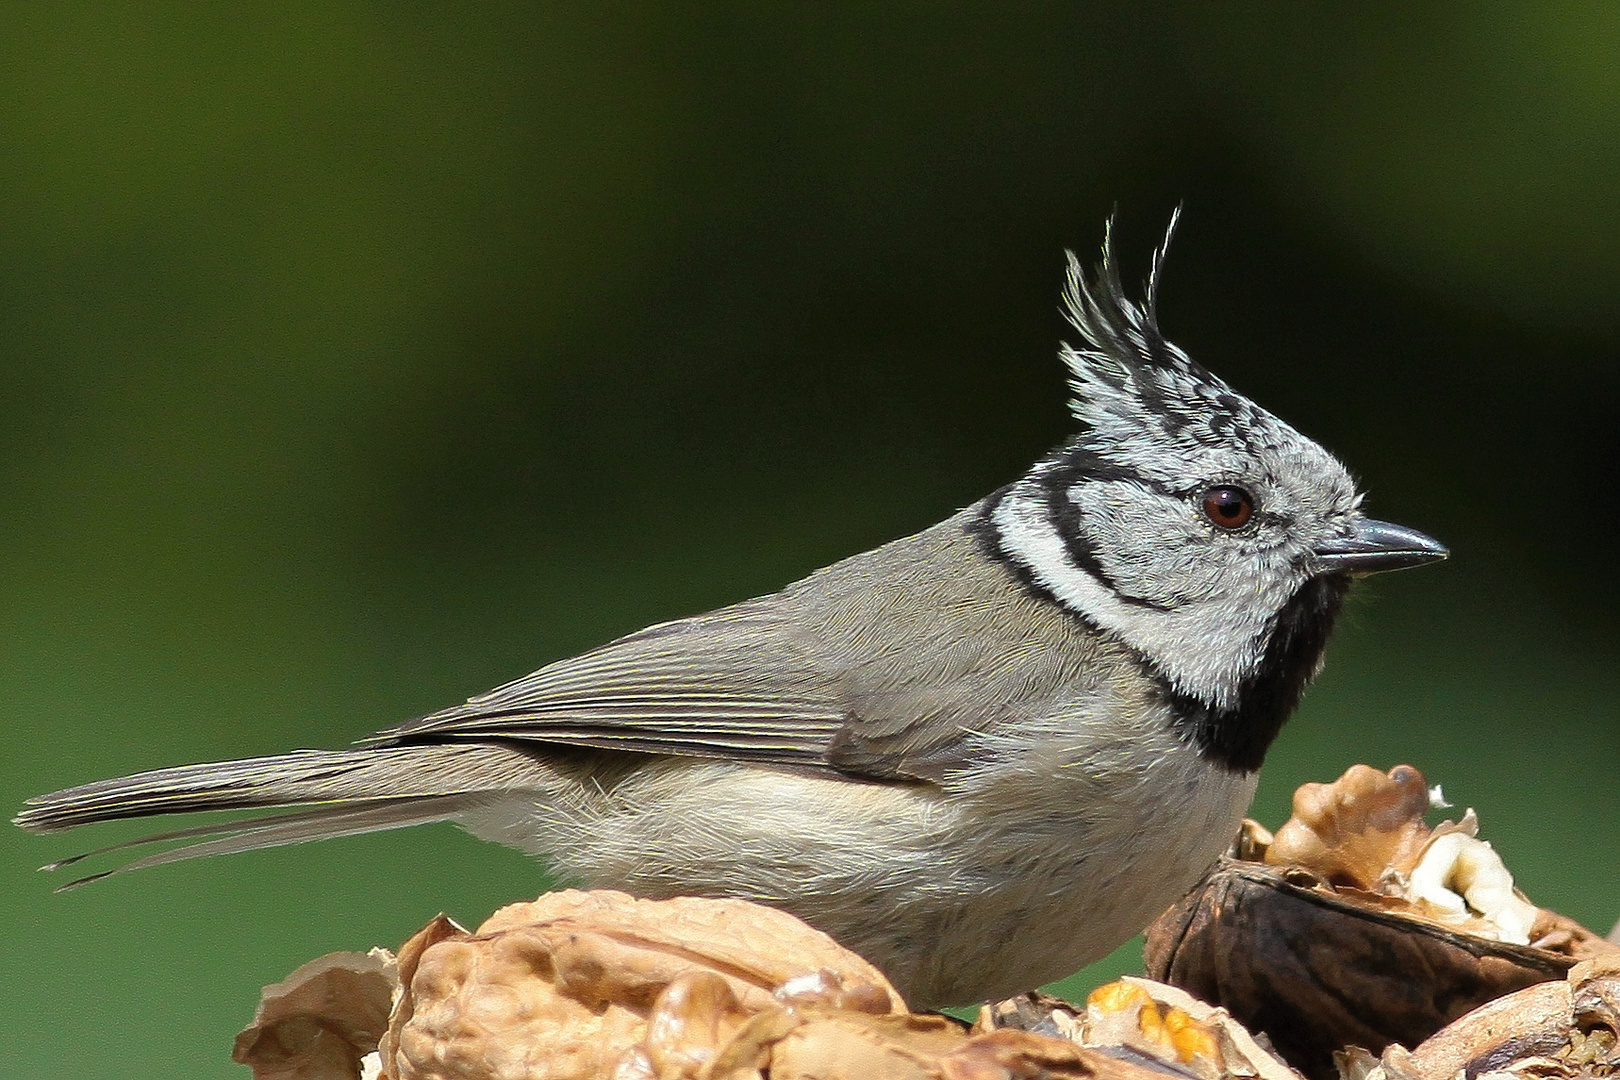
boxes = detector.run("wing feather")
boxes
[365,598,852,767]
[358,512,1094,781]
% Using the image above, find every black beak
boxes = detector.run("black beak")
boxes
[1313,518,1449,576]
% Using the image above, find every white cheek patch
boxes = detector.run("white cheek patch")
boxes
[993,488,1143,642]
[992,484,1288,710]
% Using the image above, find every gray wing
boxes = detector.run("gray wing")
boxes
[367,595,855,768]
[367,510,1110,781]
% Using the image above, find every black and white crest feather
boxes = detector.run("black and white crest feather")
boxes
[1058,213,1286,472]
[1061,210,1204,386]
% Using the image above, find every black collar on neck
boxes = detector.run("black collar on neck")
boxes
[1159,573,1350,773]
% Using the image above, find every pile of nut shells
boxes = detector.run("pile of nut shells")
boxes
[236,890,1278,1080]
[232,765,1618,1080]
[1145,764,1620,1080]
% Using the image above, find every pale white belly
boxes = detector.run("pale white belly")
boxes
[459,730,1256,1008]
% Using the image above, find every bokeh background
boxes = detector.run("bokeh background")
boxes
[3,5,1617,1076]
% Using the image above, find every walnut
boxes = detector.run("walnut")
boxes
[1266,764,1433,891]
[377,890,903,1080]
[1148,764,1620,1080]
[1260,765,1545,947]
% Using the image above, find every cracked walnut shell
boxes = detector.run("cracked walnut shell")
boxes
[1147,764,1618,1080]
[377,889,903,1080]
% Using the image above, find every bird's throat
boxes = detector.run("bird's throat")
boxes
[1161,573,1351,773]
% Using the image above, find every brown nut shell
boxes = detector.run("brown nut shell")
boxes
[1405,956,1620,1080]
[233,950,396,1080]
[1144,860,1575,1080]
[376,891,905,1080]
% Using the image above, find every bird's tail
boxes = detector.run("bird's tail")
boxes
[13,742,556,889]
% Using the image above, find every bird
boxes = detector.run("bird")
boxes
[15,214,1447,1009]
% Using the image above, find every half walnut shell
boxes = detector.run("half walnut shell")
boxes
[1146,764,1618,1080]
[1145,859,1581,1080]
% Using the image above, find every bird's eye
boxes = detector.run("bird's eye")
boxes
[1201,485,1255,530]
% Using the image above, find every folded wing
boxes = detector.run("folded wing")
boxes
[367,596,854,767]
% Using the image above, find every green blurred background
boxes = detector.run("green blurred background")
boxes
[2,4,1617,1076]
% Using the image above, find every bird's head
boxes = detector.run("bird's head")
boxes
[985,214,1446,765]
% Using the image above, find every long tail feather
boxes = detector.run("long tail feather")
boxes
[15,741,565,887]
[14,743,552,833]
[48,794,490,890]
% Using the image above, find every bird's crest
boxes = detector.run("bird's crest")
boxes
[1059,211,1279,458]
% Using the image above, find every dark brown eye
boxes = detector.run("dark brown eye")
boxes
[1202,485,1254,529]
